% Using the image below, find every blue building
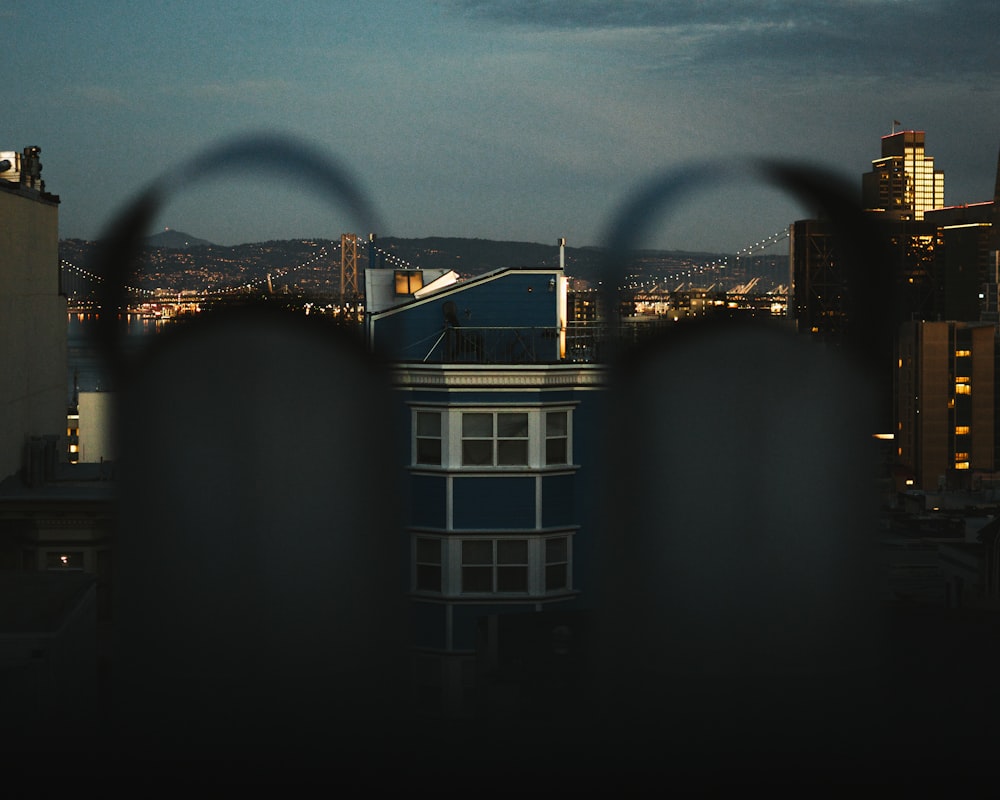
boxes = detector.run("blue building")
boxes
[365,256,607,719]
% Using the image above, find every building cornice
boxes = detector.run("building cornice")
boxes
[390,363,608,389]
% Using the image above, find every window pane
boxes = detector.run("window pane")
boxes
[497,566,528,592]
[416,538,441,564]
[463,413,493,437]
[545,411,567,437]
[416,438,441,465]
[462,567,493,592]
[498,539,527,564]
[462,440,493,466]
[546,537,567,562]
[497,440,528,465]
[497,413,528,438]
[545,564,567,591]
[416,565,442,592]
[545,438,567,465]
[416,411,441,436]
[462,540,493,565]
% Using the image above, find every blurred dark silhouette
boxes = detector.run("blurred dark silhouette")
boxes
[40,135,997,787]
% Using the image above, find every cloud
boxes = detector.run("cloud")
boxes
[447,0,1000,80]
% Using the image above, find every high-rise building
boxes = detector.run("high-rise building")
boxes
[862,129,945,220]
[895,320,999,491]
[792,128,961,428]
[926,201,997,322]
[889,147,1000,492]
[795,129,950,348]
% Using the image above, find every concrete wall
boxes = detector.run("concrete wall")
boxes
[0,185,65,480]
[77,391,116,463]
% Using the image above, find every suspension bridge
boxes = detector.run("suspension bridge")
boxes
[59,234,418,309]
[621,229,790,294]
[59,228,792,311]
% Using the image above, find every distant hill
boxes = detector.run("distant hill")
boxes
[58,234,787,294]
[369,236,729,286]
[145,228,215,249]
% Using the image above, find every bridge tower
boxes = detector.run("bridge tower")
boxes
[340,233,360,305]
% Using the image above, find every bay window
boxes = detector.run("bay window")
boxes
[462,412,529,466]
[415,411,442,465]
[412,406,573,469]
[413,534,574,597]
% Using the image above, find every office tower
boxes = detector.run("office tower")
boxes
[921,146,1000,322]
[365,252,606,720]
[790,218,844,340]
[795,129,949,348]
[889,145,1000,493]
[895,320,998,491]
[863,129,945,220]
[791,129,964,429]
[926,201,997,321]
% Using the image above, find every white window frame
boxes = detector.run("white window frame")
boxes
[410,405,574,470]
[413,410,443,466]
[544,409,570,466]
[543,534,570,593]
[414,535,443,592]
[460,410,530,467]
[460,537,530,594]
[412,533,574,598]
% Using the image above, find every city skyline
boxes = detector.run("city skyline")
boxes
[7,8,1000,775]
[5,1,1000,253]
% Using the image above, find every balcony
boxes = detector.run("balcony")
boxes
[421,326,561,364]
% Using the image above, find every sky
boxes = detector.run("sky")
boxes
[5,0,1000,254]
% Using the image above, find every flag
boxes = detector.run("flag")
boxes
[894,120,901,126]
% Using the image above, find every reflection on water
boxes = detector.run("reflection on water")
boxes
[67,312,174,399]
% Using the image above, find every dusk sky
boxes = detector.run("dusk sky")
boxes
[6,0,1000,253]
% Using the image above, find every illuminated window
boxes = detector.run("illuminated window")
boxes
[394,269,424,295]
[955,461,970,470]
[956,383,971,395]
[955,349,972,357]
[955,426,970,435]
[955,452,970,461]
[45,552,83,570]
